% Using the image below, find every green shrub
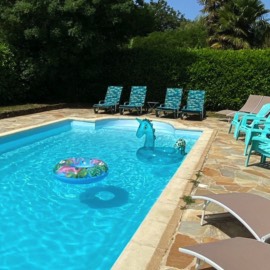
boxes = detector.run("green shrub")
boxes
[0,43,23,105]
[102,48,270,111]
[186,49,270,110]
[102,48,196,103]
[132,21,207,50]
[1,43,270,110]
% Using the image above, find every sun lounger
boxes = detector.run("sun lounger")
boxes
[217,94,263,117]
[119,86,147,115]
[181,90,205,120]
[155,88,183,118]
[93,86,123,113]
[179,237,270,270]
[253,95,270,114]
[192,193,270,242]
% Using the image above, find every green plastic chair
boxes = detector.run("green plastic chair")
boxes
[245,131,270,166]
[119,86,147,115]
[244,119,270,156]
[228,95,265,134]
[155,88,183,118]
[93,86,123,113]
[229,111,249,134]
[229,96,270,135]
[233,103,270,140]
[181,90,205,120]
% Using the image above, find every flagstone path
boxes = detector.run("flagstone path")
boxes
[0,108,269,270]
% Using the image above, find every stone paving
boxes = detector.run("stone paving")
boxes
[0,108,269,270]
[161,116,270,270]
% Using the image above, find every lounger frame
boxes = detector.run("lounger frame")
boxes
[179,237,270,270]
[193,194,270,242]
[179,247,223,270]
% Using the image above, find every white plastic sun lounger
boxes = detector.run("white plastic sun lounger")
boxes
[179,237,270,270]
[193,193,270,242]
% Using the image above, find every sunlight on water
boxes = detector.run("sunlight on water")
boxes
[0,120,200,269]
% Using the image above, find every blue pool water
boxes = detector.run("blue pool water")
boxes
[0,119,201,269]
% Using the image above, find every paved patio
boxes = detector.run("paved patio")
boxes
[0,108,269,270]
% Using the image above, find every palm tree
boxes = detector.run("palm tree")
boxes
[198,0,228,45]
[211,0,270,49]
[199,0,270,49]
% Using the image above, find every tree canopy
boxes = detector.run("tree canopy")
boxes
[0,0,150,101]
[132,20,207,49]
[199,0,270,49]
[1,0,270,106]
[146,0,186,31]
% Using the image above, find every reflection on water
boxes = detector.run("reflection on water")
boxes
[80,185,129,208]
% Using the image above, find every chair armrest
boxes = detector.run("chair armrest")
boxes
[256,128,270,137]
[249,127,264,134]
[232,112,249,122]
[241,114,265,126]
[249,117,267,128]
[98,100,105,104]
[252,135,270,143]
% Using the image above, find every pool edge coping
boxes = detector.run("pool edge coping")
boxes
[147,125,216,270]
[99,117,215,270]
[0,115,215,269]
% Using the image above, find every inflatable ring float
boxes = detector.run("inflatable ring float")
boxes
[53,157,108,184]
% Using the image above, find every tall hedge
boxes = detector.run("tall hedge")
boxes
[0,43,22,105]
[186,49,270,110]
[102,48,270,110]
[1,46,270,110]
[102,48,196,103]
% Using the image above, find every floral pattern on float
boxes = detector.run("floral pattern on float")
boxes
[53,157,108,184]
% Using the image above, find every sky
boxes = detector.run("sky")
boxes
[146,0,270,20]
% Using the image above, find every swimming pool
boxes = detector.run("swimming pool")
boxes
[0,119,201,269]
